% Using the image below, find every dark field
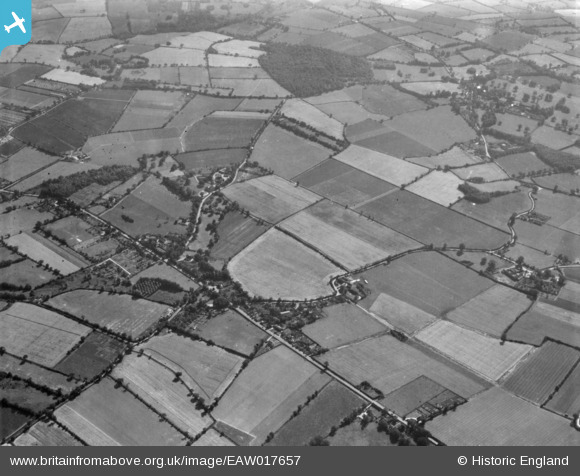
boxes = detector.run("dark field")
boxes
[0,64,51,88]
[0,408,30,440]
[183,117,265,152]
[175,149,247,171]
[211,212,269,262]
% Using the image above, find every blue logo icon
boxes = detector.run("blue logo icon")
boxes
[0,1,31,55]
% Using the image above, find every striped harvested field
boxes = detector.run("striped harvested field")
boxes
[446,285,533,338]
[369,293,436,335]
[503,341,579,405]
[416,321,532,381]
[193,429,235,446]
[14,421,81,447]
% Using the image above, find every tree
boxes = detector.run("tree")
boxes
[516,256,525,266]
[486,260,497,274]
[308,436,329,446]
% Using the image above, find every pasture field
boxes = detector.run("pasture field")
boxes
[280,100,344,139]
[328,421,394,446]
[345,119,395,143]
[12,161,101,193]
[407,171,465,207]
[211,212,269,262]
[0,64,51,88]
[5,232,85,275]
[0,408,29,440]
[335,145,428,187]
[357,252,495,318]
[121,67,178,84]
[54,0,106,17]
[452,190,531,232]
[141,334,244,401]
[55,378,185,446]
[545,363,580,418]
[143,48,205,67]
[426,387,580,446]
[359,190,509,249]
[302,303,386,349]
[531,126,577,150]
[183,116,264,152]
[496,151,547,176]
[0,147,58,183]
[326,333,489,399]
[179,67,211,87]
[237,98,282,112]
[195,310,267,357]
[514,221,580,262]
[112,91,187,132]
[2,258,57,288]
[112,354,212,436]
[368,293,437,335]
[0,138,24,157]
[280,200,419,270]
[167,31,229,49]
[47,290,171,339]
[470,180,520,194]
[382,376,452,418]
[212,79,290,98]
[45,216,95,248]
[54,331,126,381]
[317,101,388,126]
[360,84,427,117]
[268,382,363,446]
[294,158,397,207]
[507,301,580,348]
[0,354,78,394]
[130,264,197,291]
[0,88,56,110]
[167,96,242,131]
[400,81,460,96]
[193,429,235,447]
[355,129,437,159]
[213,346,332,446]
[461,48,495,62]
[280,8,344,30]
[503,341,579,405]
[302,32,376,56]
[555,281,580,311]
[416,321,532,382]
[228,228,341,300]
[31,17,70,43]
[446,285,533,338]
[0,302,90,367]
[0,378,56,414]
[13,45,74,69]
[208,55,260,68]
[250,124,331,179]
[503,243,556,269]
[131,176,192,219]
[222,174,321,224]
[175,149,246,171]
[530,191,580,234]
[534,173,580,193]
[14,421,81,447]
[453,163,509,182]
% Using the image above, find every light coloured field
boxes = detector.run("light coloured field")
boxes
[193,429,235,446]
[453,163,509,182]
[302,303,386,349]
[369,293,437,335]
[532,126,578,150]
[280,201,419,270]
[112,354,212,436]
[0,147,58,182]
[55,378,185,446]
[223,174,321,224]
[416,320,532,381]
[112,91,187,132]
[48,290,171,339]
[14,421,81,447]
[400,81,460,96]
[503,341,579,405]
[427,386,580,446]
[13,45,75,69]
[326,333,488,398]
[214,40,264,58]
[407,170,465,207]
[0,208,53,237]
[54,0,106,17]
[41,69,105,87]
[213,346,331,446]
[316,101,388,125]
[228,228,341,300]
[59,16,112,43]
[130,263,197,291]
[12,161,101,192]
[335,145,428,186]
[408,147,481,169]
[143,48,205,67]
[179,66,211,86]
[211,78,289,98]
[447,285,532,337]
[5,232,81,275]
[470,180,520,194]
[141,334,244,401]
[531,191,580,234]
[0,302,90,367]
[281,99,344,139]
[208,55,260,68]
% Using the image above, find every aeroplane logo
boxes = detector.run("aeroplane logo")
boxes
[0,2,31,55]
[5,12,25,34]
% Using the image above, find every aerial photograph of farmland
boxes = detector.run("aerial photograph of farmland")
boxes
[2,0,580,449]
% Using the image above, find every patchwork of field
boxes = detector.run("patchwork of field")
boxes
[141,334,244,401]
[249,124,331,179]
[183,115,264,152]
[112,354,212,436]
[427,387,580,446]
[112,91,187,132]
[0,147,58,183]
[228,228,341,300]
[14,421,81,447]
[545,363,580,418]
[503,341,579,405]
[195,310,267,357]
[416,320,532,382]
[514,221,580,262]
[223,175,321,224]
[48,290,171,339]
[407,171,465,207]
[211,212,269,263]
[55,378,185,446]
[0,303,90,367]
[507,300,580,349]
[334,145,428,187]
[358,190,509,250]
[358,252,495,318]
[280,200,419,270]
[302,303,386,349]
[280,100,343,139]
[293,159,397,207]
[446,285,532,338]
[269,381,363,446]
[326,333,489,399]
[5,232,86,275]
[167,96,241,131]
[368,293,437,335]
[213,346,332,446]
